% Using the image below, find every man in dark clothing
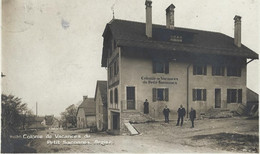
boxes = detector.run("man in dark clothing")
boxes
[189,107,196,128]
[143,99,149,114]
[163,105,170,123]
[176,105,186,126]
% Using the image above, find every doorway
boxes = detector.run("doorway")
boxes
[126,87,135,110]
[112,112,120,130]
[215,89,221,108]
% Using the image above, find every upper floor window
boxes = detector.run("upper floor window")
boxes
[110,90,113,104]
[193,64,207,75]
[152,88,169,102]
[227,89,242,103]
[109,66,113,79]
[193,89,207,101]
[152,60,169,74]
[113,40,116,51]
[114,61,119,76]
[114,88,118,104]
[212,65,225,76]
[227,66,241,77]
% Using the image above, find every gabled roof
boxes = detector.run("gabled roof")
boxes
[94,80,107,104]
[102,19,258,67]
[77,98,96,116]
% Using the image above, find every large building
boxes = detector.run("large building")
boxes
[101,1,258,132]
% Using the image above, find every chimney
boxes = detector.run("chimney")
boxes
[234,15,242,47]
[145,0,152,38]
[166,4,175,29]
[83,96,88,101]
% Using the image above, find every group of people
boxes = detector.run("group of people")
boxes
[143,99,196,128]
[163,105,196,128]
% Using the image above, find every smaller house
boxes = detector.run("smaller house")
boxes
[95,81,108,131]
[44,115,61,128]
[76,96,96,128]
[26,116,46,130]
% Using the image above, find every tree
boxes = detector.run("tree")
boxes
[1,94,32,152]
[60,104,77,128]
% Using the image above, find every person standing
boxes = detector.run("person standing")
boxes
[163,105,170,123]
[176,105,186,126]
[189,107,196,128]
[143,99,149,114]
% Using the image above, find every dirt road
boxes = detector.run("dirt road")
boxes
[27,117,258,153]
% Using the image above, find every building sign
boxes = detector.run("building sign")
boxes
[141,76,178,85]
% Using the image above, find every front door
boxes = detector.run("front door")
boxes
[215,89,221,108]
[112,113,120,130]
[127,87,135,110]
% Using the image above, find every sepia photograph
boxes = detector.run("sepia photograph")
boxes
[1,0,259,153]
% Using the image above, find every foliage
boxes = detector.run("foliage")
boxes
[60,104,77,128]
[1,94,33,152]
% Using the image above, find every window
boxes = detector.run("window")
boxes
[114,61,119,76]
[227,66,241,77]
[114,88,118,104]
[152,88,169,102]
[110,90,113,104]
[193,89,207,101]
[152,60,169,74]
[212,65,224,76]
[113,40,116,51]
[193,64,207,75]
[227,89,242,103]
[109,66,113,79]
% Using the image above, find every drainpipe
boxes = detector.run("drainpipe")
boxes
[187,63,192,118]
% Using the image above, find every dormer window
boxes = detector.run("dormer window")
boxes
[170,35,182,43]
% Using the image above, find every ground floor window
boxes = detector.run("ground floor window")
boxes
[227,89,242,103]
[152,88,169,102]
[193,89,207,101]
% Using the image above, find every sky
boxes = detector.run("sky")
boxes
[2,0,259,117]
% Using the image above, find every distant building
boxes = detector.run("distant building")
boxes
[76,96,96,128]
[101,1,258,132]
[44,115,60,128]
[26,116,46,130]
[95,81,108,131]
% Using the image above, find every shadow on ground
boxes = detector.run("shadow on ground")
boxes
[192,133,259,153]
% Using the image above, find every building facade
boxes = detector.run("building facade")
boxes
[76,96,96,128]
[101,1,258,132]
[95,81,108,131]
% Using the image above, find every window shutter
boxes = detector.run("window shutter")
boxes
[221,66,225,76]
[152,61,156,73]
[193,65,196,75]
[192,89,196,101]
[227,89,231,103]
[165,88,169,101]
[238,89,242,103]
[165,61,169,74]
[238,67,241,77]
[212,66,215,76]
[204,65,207,75]
[203,89,206,101]
[152,88,157,102]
